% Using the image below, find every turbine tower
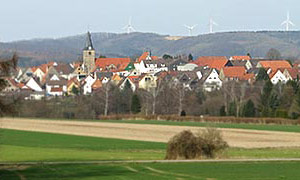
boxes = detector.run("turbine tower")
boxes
[123,17,136,34]
[209,18,218,34]
[281,11,295,31]
[184,24,198,36]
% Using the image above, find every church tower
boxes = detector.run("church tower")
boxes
[83,31,96,74]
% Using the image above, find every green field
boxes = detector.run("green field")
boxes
[0,129,166,162]
[95,119,300,133]
[1,161,300,179]
[1,129,300,162]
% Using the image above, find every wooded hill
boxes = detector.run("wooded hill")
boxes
[1,31,300,66]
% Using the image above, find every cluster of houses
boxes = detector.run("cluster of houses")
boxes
[3,32,300,100]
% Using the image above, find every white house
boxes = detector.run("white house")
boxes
[270,69,289,84]
[45,74,68,96]
[83,75,97,94]
[177,63,198,71]
[119,76,138,92]
[32,68,45,82]
[26,77,43,92]
[201,69,222,92]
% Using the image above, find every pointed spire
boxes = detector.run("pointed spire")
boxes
[84,31,94,50]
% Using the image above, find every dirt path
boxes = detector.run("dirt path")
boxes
[1,117,300,148]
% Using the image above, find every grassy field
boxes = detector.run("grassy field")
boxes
[0,129,166,162]
[1,129,300,162]
[95,119,300,133]
[1,161,300,179]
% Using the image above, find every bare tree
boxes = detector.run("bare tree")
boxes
[0,54,18,116]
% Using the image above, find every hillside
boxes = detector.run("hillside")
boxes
[1,31,300,66]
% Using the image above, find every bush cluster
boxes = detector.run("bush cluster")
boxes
[165,128,228,160]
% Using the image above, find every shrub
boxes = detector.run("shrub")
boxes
[197,128,229,158]
[165,128,228,160]
[180,110,186,116]
[165,130,199,160]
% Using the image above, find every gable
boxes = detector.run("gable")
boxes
[50,74,60,81]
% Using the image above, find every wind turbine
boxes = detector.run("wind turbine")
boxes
[184,24,198,36]
[281,11,295,31]
[123,17,136,34]
[209,17,218,34]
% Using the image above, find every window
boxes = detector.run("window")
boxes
[88,52,92,55]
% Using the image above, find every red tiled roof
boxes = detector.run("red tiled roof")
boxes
[240,73,255,81]
[193,56,228,70]
[137,52,158,63]
[259,60,292,70]
[67,77,79,87]
[222,67,246,77]
[95,58,131,71]
[282,68,300,79]
[230,56,251,61]
[50,87,63,92]
[222,66,254,81]
[92,79,102,89]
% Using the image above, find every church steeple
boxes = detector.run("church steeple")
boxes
[83,31,96,73]
[84,31,94,51]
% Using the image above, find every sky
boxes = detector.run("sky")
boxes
[0,0,299,42]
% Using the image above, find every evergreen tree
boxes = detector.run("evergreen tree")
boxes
[228,101,237,116]
[242,99,255,117]
[259,80,279,117]
[219,106,226,116]
[188,53,194,61]
[71,86,79,95]
[162,54,173,60]
[117,80,133,114]
[131,94,141,114]
[286,80,300,94]
[256,68,269,81]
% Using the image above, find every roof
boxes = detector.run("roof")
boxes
[282,68,300,79]
[95,72,114,79]
[229,60,247,67]
[83,31,94,51]
[230,56,251,61]
[258,60,292,70]
[222,66,246,78]
[47,79,68,86]
[111,74,122,82]
[53,63,74,75]
[125,63,135,71]
[137,52,158,63]
[95,58,131,72]
[193,56,229,70]
[221,66,254,81]
[67,77,80,87]
[50,87,63,92]
[92,79,102,89]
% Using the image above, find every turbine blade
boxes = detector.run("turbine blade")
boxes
[281,21,287,26]
[184,24,190,28]
[129,16,132,25]
[289,21,295,26]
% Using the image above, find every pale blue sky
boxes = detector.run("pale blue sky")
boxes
[0,0,298,42]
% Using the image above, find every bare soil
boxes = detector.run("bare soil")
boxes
[1,117,300,148]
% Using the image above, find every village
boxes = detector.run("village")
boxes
[3,31,299,101]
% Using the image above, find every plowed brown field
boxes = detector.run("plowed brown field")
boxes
[1,118,300,148]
